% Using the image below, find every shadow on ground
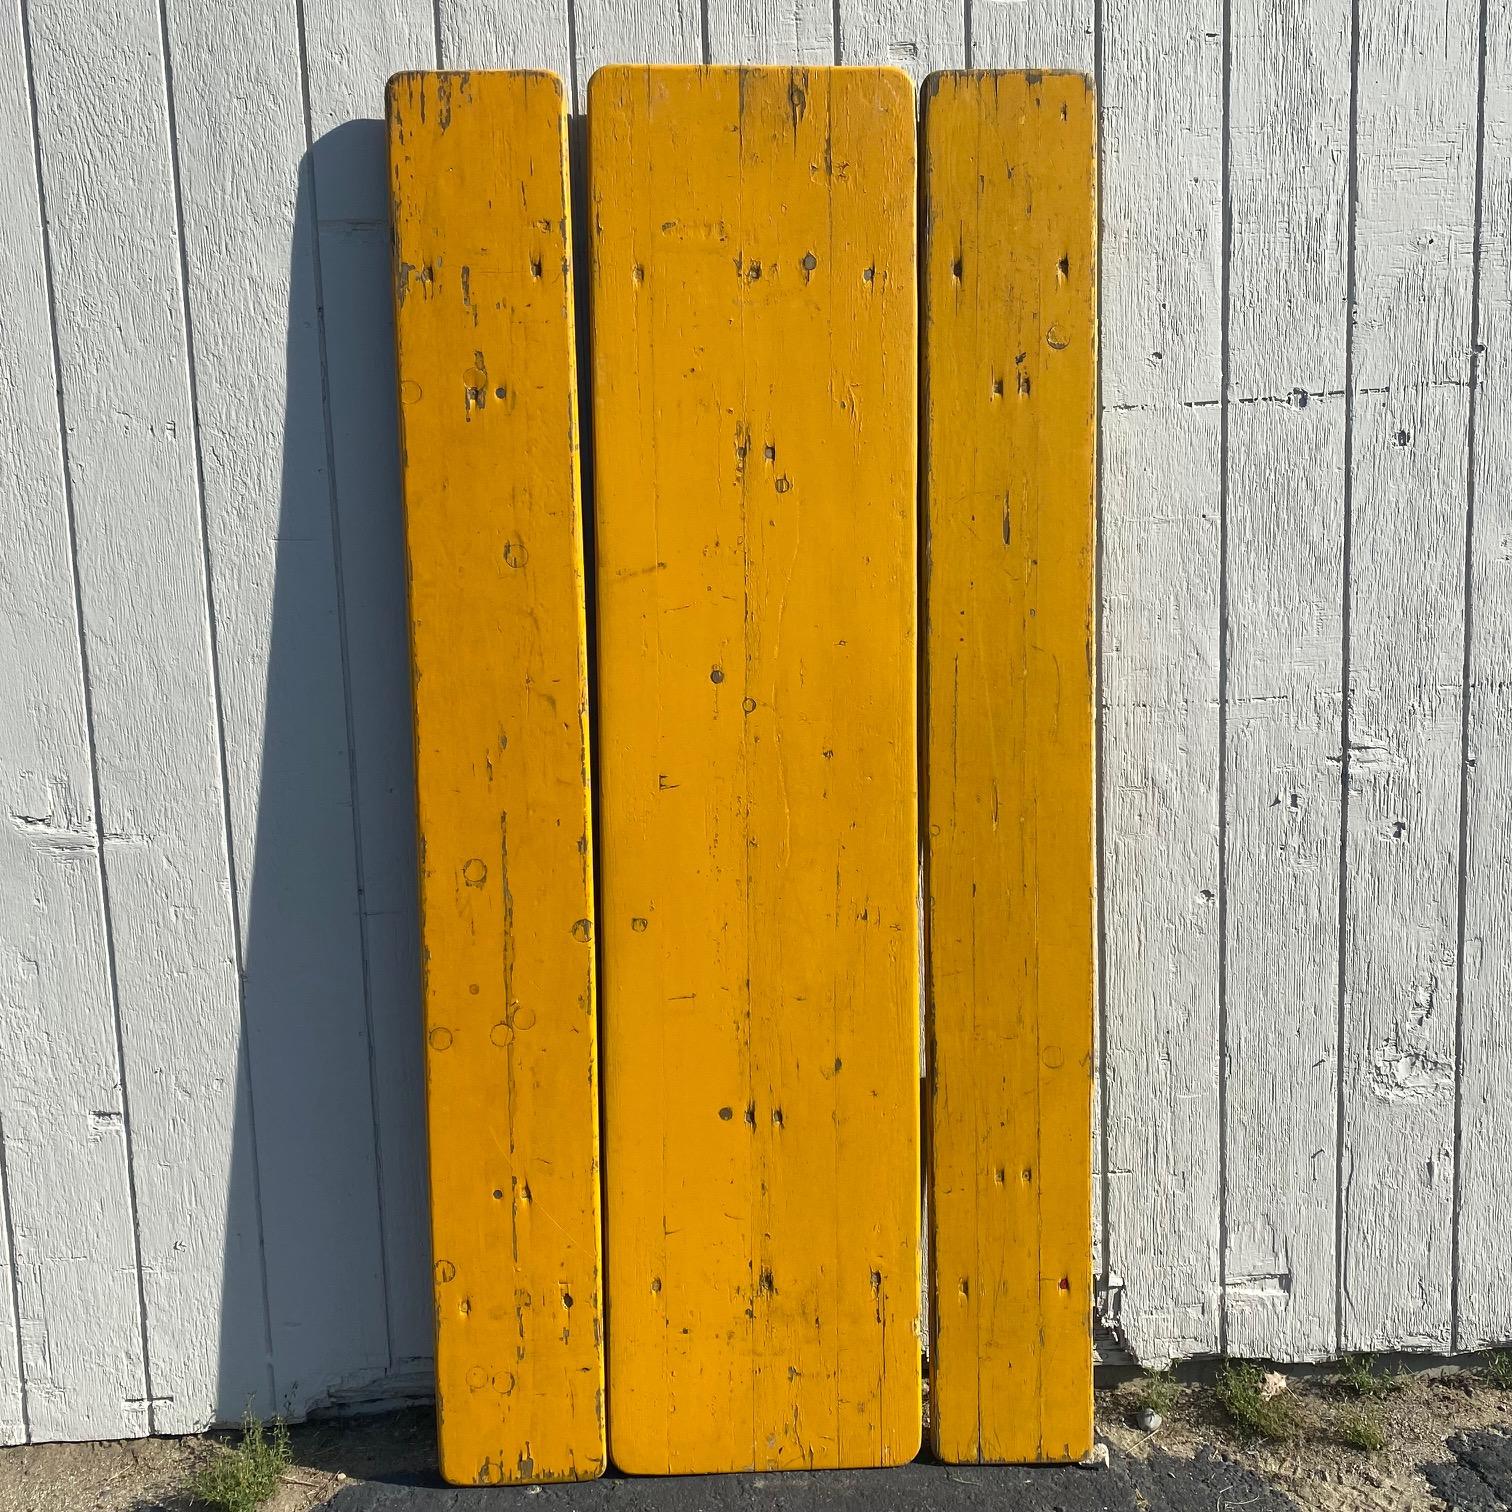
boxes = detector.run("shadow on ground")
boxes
[301,1415,1512,1512]
[319,1443,1298,1512]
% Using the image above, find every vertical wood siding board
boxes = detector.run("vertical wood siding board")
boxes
[434,0,570,74]
[969,0,1094,71]
[300,0,438,1372]
[1216,0,1233,1360]
[1339,0,1480,1353]
[126,0,275,1429]
[833,0,964,76]
[1332,0,1362,1363]
[704,0,834,64]
[9,0,215,1442]
[1222,0,1351,1359]
[0,1115,25,1441]
[571,0,702,81]
[313,227,433,1369]
[0,0,125,1446]
[391,70,605,1484]
[294,41,396,1382]
[1097,0,1225,1364]
[591,65,920,1474]
[292,0,402,1378]
[159,0,392,1417]
[1446,0,1487,1351]
[1454,0,1504,1351]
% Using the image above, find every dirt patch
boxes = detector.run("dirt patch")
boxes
[1099,1363,1512,1510]
[0,1410,435,1512]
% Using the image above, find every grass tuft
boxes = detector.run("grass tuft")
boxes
[1134,1368,1180,1418]
[1337,1406,1388,1452]
[188,1410,291,1512]
[1214,1361,1299,1442]
[1338,1354,1403,1400]
[1484,1350,1512,1390]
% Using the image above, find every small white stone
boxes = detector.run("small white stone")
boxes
[1136,1406,1162,1432]
[1079,1442,1110,1468]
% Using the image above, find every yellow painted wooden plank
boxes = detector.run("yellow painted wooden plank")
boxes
[388,70,604,1487]
[922,69,1098,1465]
[587,64,921,1476]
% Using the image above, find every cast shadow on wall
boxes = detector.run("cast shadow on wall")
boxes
[215,119,431,1425]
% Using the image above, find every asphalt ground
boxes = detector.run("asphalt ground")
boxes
[322,1428,1512,1510]
[322,1444,1304,1512]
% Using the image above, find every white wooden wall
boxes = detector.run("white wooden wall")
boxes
[0,0,1507,1445]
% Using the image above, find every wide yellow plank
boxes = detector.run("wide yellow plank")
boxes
[587,64,920,1476]
[388,70,604,1486]
[922,70,1097,1465]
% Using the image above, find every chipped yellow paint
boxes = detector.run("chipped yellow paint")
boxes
[388,70,604,1487]
[921,70,1098,1465]
[587,65,921,1476]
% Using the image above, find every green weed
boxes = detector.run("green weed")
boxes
[1336,1406,1388,1452]
[1134,1368,1180,1418]
[1214,1360,1299,1442]
[1484,1350,1512,1390]
[188,1410,291,1512]
[1338,1354,1403,1400]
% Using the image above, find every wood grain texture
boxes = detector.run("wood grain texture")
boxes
[1222,0,1350,1361]
[435,0,570,76]
[962,0,1102,1298]
[1458,0,1511,1352]
[922,69,1097,1465]
[589,64,920,1475]
[390,70,605,1486]
[968,0,1092,71]
[834,0,962,76]
[303,0,439,1383]
[23,0,256,1440]
[0,1142,17,1441]
[0,0,129,1445]
[573,0,702,82]
[1097,0,1225,1365]
[707,0,833,64]
[164,0,396,1421]
[1338,0,1479,1353]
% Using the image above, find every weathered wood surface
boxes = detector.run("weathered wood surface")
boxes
[2,0,1511,1445]
[1222,0,1349,1361]
[391,71,605,1484]
[165,0,394,1419]
[1458,0,1512,1354]
[589,64,920,1474]
[1338,0,1480,1354]
[0,0,138,1444]
[1097,0,1225,1365]
[963,1,1103,1296]
[922,69,1097,1465]
[303,0,438,1383]
[19,0,257,1441]
[835,0,963,75]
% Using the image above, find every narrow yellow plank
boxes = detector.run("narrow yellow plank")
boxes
[922,70,1098,1465]
[588,64,920,1476]
[388,70,604,1487]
